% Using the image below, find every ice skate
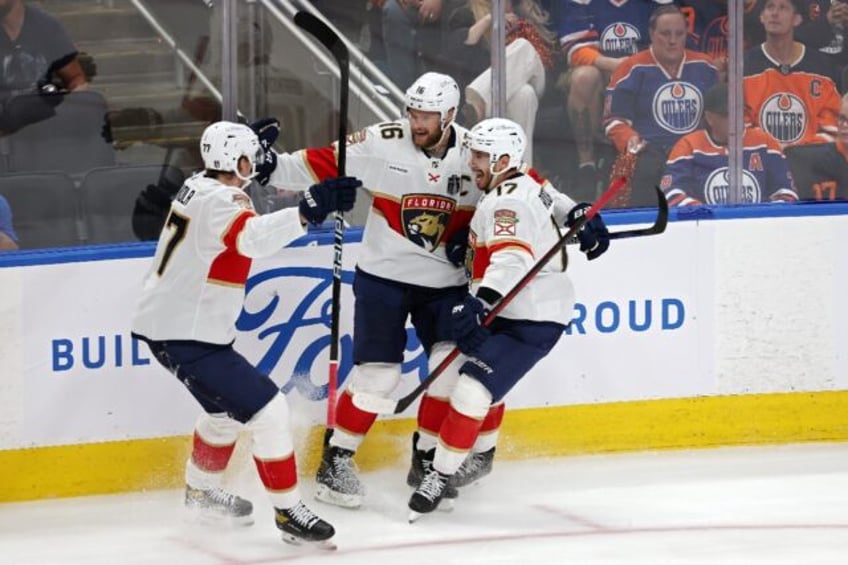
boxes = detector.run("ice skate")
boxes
[450,447,495,488]
[315,445,365,508]
[184,485,254,526]
[275,501,336,550]
[406,432,458,502]
[408,468,454,522]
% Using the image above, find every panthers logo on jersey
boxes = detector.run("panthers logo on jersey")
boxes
[401,194,455,252]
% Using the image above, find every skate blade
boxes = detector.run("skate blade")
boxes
[314,484,363,509]
[281,533,337,550]
[408,499,454,523]
[184,507,254,528]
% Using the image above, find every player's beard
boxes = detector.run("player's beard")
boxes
[414,127,444,150]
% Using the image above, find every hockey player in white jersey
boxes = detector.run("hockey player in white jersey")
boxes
[263,72,504,508]
[131,121,360,548]
[407,118,611,519]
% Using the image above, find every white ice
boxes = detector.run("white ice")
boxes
[1,442,847,564]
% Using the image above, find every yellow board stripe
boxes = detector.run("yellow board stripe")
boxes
[3,391,848,503]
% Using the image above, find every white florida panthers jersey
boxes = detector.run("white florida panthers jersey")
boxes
[132,173,306,344]
[268,120,479,288]
[469,171,577,324]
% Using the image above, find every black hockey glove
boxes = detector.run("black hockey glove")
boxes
[566,202,610,261]
[445,225,470,267]
[451,294,491,355]
[249,117,280,186]
[299,176,361,226]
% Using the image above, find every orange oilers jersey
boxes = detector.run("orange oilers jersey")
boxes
[268,120,478,289]
[662,127,798,205]
[469,172,577,324]
[743,43,841,147]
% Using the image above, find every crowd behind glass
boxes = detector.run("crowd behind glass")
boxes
[1,0,846,252]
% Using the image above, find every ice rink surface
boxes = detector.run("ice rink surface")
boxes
[1,442,847,564]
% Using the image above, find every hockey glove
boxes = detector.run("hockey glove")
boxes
[249,117,280,186]
[445,226,470,267]
[451,294,491,355]
[299,176,361,226]
[566,202,610,261]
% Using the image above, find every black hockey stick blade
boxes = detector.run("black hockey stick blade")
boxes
[294,11,349,64]
[607,186,668,240]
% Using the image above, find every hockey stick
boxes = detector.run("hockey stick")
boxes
[294,11,350,434]
[599,186,668,240]
[353,175,648,415]
[563,186,667,247]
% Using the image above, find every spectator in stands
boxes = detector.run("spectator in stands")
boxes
[828,90,848,198]
[556,0,670,197]
[794,89,848,199]
[0,0,87,94]
[744,0,843,199]
[802,1,848,89]
[382,0,464,90]
[452,0,557,165]
[604,5,718,207]
[0,0,88,133]
[662,82,799,205]
[0,194,18,251]
[745,0,839,55]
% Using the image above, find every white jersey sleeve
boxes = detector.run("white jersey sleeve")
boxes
[132,174,306,344]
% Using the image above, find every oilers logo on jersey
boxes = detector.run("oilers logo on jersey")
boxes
[704,168,761,204]
[653,82,703,135]
[760,93,807,145]
[600,22,641,58]
[402,194,455,252]
[699,15,729,60]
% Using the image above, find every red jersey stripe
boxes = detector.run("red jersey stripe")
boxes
[304,147,339,181]
[208,210,253,286]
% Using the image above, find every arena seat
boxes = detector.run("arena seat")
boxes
[0,171,82,248]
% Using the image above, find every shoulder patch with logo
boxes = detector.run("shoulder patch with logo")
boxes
[493,208,518,236]
[232,192,254,210]
[345,128,368,146]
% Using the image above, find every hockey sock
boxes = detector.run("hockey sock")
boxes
[416,394,451,451]
[331,390,378,453]
[473,402,504,453]
[248,394,300,509]
[433,375,491,475]
[186,413,240,489]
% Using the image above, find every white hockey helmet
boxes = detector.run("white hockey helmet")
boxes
[466,118,527,173]
[200,121,264,184]
[404,72,460,129]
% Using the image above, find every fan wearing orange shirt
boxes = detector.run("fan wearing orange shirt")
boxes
[743,0,843,199]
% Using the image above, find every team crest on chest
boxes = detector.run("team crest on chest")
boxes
[760,93,806,144]
[704,167,761,204]
[402,194,456,252]
[652,81,703,135]
[600,22,640,57]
